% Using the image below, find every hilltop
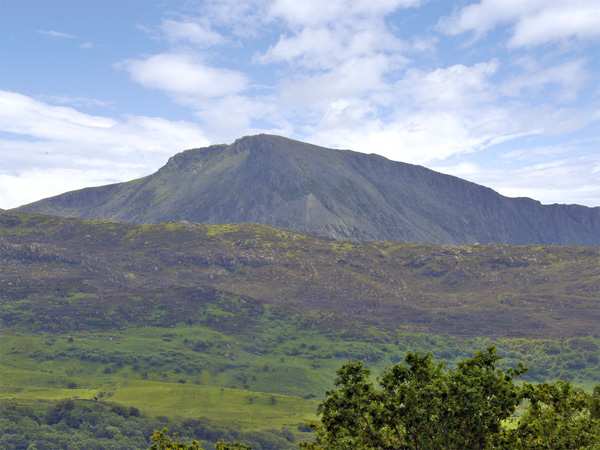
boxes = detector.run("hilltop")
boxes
[14,134,600,245]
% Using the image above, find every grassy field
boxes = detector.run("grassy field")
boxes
[2,322,598,433]
[0,378,318,430]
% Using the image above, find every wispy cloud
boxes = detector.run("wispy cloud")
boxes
[39,94,114,109]
[432,154,600,206]
[37,30,76,39]
[438,0,600,48]
[160,19,225,47]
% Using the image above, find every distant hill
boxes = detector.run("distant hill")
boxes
[14,134,600,245]
[2,212,598,339]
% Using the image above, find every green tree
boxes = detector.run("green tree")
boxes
[149,428,204,450]
[302,347,528,450]
[215,439,253,450]
[499,381,600,449]
[149,428,252,450]
[302,348,600,450]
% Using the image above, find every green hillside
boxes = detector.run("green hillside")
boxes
[1,211,599,448]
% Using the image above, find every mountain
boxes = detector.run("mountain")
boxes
[14,134,600,245]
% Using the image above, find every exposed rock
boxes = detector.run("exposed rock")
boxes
[14,134,600,245]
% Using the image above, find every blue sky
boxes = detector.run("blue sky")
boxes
[1,0,599,209]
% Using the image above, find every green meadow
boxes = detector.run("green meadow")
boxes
[2,321,598,424]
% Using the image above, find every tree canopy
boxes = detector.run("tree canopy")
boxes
[300,347,600,450]
[149,428,252,450]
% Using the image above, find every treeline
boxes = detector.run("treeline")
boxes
[0,399,297,450]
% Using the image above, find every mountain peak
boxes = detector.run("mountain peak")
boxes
[14,135,600,245]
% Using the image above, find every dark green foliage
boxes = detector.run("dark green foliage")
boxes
[148,429,254,450]
[149,428,203,450]
[591,385,600,420]
[0,400,295,450]
[302,348,599,450]
[497,381,600,449]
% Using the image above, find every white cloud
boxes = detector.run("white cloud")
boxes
[432,154,600,206]
[0,91,117,141]
[160,19,225,47]
[439,0,600,48]
[116,53,249,104]
[192,94,280,139]
[0,168,140,211]
[502,59,589,102]
[37,30,76,39]
[306,109,485,164]
[508,1,600,48]
[258,25,408,70]
[39,94,114,109]
[256,0,420,73]
[394,60,500,109]
[0,91,209,209]
[268,0,421,28]
[279,55,392,108]
[197,0,270,37]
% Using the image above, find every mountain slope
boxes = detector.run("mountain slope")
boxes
[2,212,598,339]
[3,213,599,436]
[15,134,600,245]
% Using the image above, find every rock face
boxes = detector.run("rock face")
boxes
[15,134,600,245]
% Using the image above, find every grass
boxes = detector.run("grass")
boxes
[0,379,318,430]
[110,380,318,429]
[2,324,598,401]
[0,384,100,401]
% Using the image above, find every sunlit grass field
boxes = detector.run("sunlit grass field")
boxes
[2,323,598,431]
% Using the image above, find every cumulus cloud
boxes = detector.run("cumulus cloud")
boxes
[508,1,600,48]
[258,0,419,71]
[257,25,408,70]
[309,116,473,164]
[0,91,209,208]
[439,0,600,47]
[116,53,249,105]
[279,55,392,109]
